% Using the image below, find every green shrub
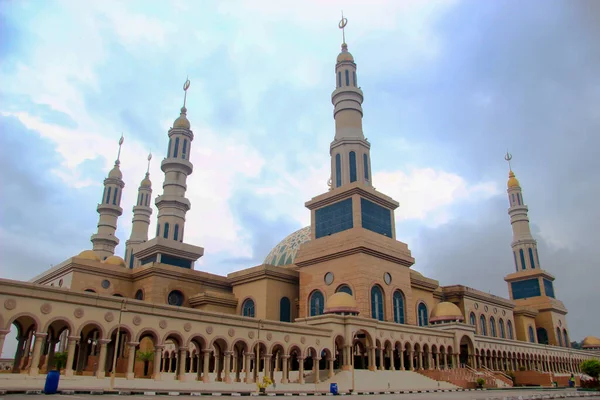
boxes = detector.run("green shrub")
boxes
[53,352,68,371]
[476,378,485,388]
[581,360,600,379]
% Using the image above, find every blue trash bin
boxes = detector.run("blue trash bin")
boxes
[330,383,338,395]
[44,370,60,394]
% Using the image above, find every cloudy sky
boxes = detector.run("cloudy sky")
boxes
[1,0,599,357]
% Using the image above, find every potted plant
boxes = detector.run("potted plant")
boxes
[257,376,273,395]
[136,351,154,377]
[476,378,485,389]
[53,352,68,374]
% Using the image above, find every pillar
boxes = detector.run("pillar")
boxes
[328,358,334,378]
[96,339,110,378]
[389,348,395,371]
[418,351,423,370]
[178,347,187,382]
[64,336,79,377]
[0,330,9,360]
[435,352,440,371]
[202,350,211,383]
[399,349,405,371]
[153,345,163,381]
[126,342,138,379]
[28,332,47,376]
[409,351,414,371]
[298,357,305,384]
[314,357,321,383]
[264,354,272,380]
[12,335,26,373]
[244,352,254,383]
[223,351,232,383]
[443,353,448,370]
[281,355,289,384]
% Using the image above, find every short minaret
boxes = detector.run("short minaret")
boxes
[90,135,126,260]
[124,153,153,269]
[329,14,373,190]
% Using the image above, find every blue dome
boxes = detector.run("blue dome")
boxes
[264,226,311,266]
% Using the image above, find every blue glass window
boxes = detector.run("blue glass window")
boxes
[168,290,184,306]
[529,326,536,343]
[507,320,514,339]
[335,153,342,187]
[167,138,172,158]
[161,254,191,268]
[361,198,392,237]
[182,139,188,159]
[479,315,487,336]
[309,290,324,316]
[349,151,357,183]
[174,224,179,241]
[242,299,255,318]
[470,312,476,326]
[511,278,541,300]
[337,71,342,88]
[315,198,353,238]
[393,291,405,324]
[537,328,549,344]
[112,188,118,205]
[353,70,357,87]
[102,188,107,203]
[517,193,521,205]
[173,137,180,158]
[106,187,112,204]
[363,154,369,180]
[528,248,535,269]
[336,285,353,295]
[129,251,134,269]
[513,251,518,272]
[371,285,384,321]
[163,222,170,239]
[499,319,506,338]
[345,69,349,86]
[279,297,291,322]
[519,249,526,270]
[490,317,497,337]
[418,303,428,326]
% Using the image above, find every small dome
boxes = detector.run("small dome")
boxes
[140,173,151,188]
[173,107,190,129]
[103,255,126,267]
[430,302,464,323]
[507,171,520,188]
[324,292,359,314]
[264,226,311,266]
[108,163,122,179]
[337,43,354,63]
[582,336,600,348]
[77,250,101,261]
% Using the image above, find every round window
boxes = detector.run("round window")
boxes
[493,307,498,314]
[168,290,184,306]
[58,279,63,287]
[135,289,144,300]
[502,310,506,316]
[384,272,392,285]
[484,305,489,312]
[324,272,334,285]
[474,303,479,310]
[101,279,110,289]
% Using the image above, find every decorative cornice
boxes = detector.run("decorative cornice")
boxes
[305,183,399,210]
[442,285,515,309]
[295,245,413,268]
[228,265,299,286]
[188,291,238,308]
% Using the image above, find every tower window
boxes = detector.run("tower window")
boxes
[499,319,506,338]
[102,187,107,203]
[535,248,540,267]
[371,285,384,321]
[336,284,353,295]
[418,303,428,326]
[537,328,549,344]
[174,224,179,241]
[393,290,405,324]
[490,317,497,337]
[479,315,487,335]
[563,329,569,348]
[507,320,514,339]
[528,248,536,269]
[345,69,349,86]
[337,71,342,88]
[517,193,521,205]
[156,224,160,237]
[528,326,536,343]
[129,251,134,269]
[163,222,170,239]
[182,139,188,159]
[138,193,142,206]
[106,187,112,204]
[309,290,324,317]
[242,298,255,318]
[112,188,118,205]
[363,153,369,180]
[353,70,357,87]
[145,193,149,207]
[173,137,180,158]
[511,278,541,299]
[469,312,476,326]
[511,193,515,204]
[513,251,518,272]
[349,151,357,183]
[279,297,291,322]
[167,138,172,158]
[519,248,526,270]
[335,153,342,187]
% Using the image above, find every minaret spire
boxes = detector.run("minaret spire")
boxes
[124,152,153,269]
[329,15,372,190]
[90,135,126,259]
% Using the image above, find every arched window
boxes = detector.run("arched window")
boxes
[507,320,514,339]
[512,193,515,204]
[353,70,357,87]
[156,224,160,237]
[135,289,144,300]
[371,285,384,321]
[182,139,188,159]
[535,249,540,267]
[537,328,549,345]
[173,137,180,158]
[336,285,352,295]
[337,71,342,88]
[174,224,179,241]
[84,289,96,293]
[167,138,172,157]
[418,303,428,326]
[490,317,497,337]
[563,329,569,348]
[146,194,150,206]
[167,290,184,306]
[470,312,476,326]
[363,153,369,180]
[393,290,405,324]
[163,222,170,239]
[309,290,324,316]
[335,154,342,187]
[517,193,521,205]
[242,299,255,318]
[279,297,291,322]
[528,326,536,343]
[556,327,563,346]
[499,319,506,338]
[345,69,349,86]
[519,249,526,270]
[112,188,118,205]
[138,193,142,206]
[513,251,518,272]
[479,315,487,336]
[106,187,112,204]
[528,248,536,269]
[129,251,134,269]
[349,151,357,183]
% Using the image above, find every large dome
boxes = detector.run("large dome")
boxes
[264,226,311,266]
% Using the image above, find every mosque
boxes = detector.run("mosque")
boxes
[0,19,598,392]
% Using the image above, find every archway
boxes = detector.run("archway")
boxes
[459,335,474,367]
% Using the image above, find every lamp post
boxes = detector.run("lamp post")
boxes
[351,331,358,393]
[110,299,127,391]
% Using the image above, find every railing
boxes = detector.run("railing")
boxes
[480,365,513,386]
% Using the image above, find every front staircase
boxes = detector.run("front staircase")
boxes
[417,365,512,389]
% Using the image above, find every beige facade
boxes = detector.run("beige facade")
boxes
[0,23,598,391]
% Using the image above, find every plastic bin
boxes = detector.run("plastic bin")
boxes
[330,382,338,395]
[44,370,60,394]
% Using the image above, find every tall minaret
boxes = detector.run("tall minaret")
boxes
[90,135,125,260]
[329,13,373,190]
[154,79,193,243]
[124,153,153,269]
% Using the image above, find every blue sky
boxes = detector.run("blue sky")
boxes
[1,0,599,352]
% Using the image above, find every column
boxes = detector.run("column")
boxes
[389,349,395,371]
[153,345,163,381]
[12,336,25,373]
[418,351,423,370]
[28,332,47,376]
[244,352,254,383]
[298,357,305,384]
[0,330,9,360]
[453,354,459,369]
[281,355,289,384]
[435,352,440,371]
[96,339,110,378]
[368,347,376,371]
[264,354,272,380]
[233,353,240,382]
[399,349,405,371]
[328,358,334,378]
[223,351,232,383]
[443,353,448,370]
[378,348,384,371]
[409,351,414,371]
[202,350,211,383]
[178,347,187,382]
[126,342,139,380]
[64,336,79,377]
[314,357,321,383]
[45,337,57,373]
